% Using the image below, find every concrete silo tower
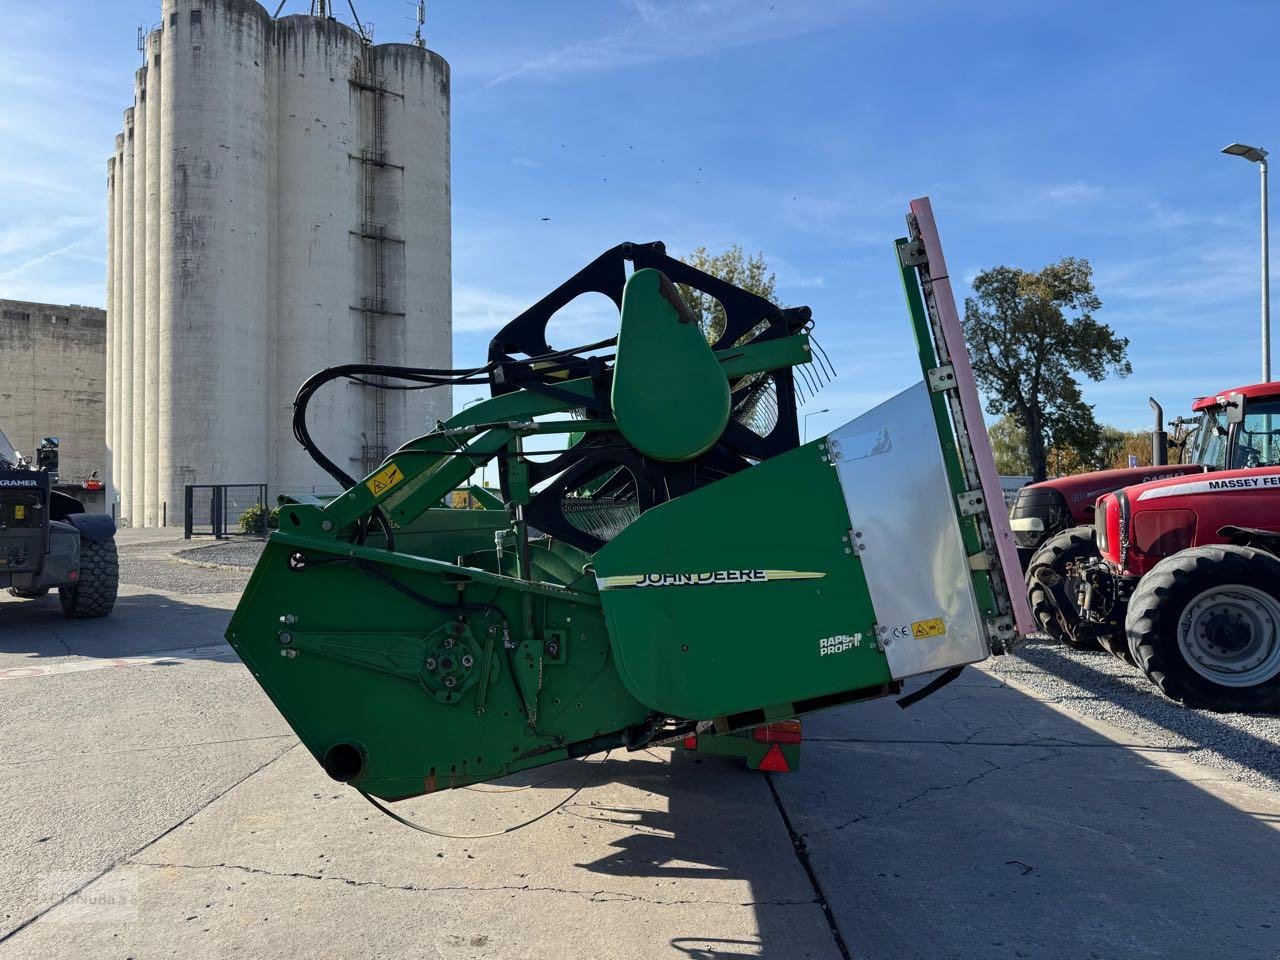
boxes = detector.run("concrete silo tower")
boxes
[105,0,452,526]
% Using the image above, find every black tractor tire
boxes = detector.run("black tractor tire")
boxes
[7,586,49,599]
[59,537,119,619]
[1126,545,1280,712]
[1026,525,1106,651]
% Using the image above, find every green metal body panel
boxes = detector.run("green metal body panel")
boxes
[227,529,651,800]
[593,440,892,720]
[612,268,731,461]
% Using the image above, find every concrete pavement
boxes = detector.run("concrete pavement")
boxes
[2,534,1279,958]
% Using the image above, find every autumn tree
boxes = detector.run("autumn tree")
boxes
[964,258,1130,482]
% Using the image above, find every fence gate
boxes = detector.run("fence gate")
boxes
[184,484,269,539]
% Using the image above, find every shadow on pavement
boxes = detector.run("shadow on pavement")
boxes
[0,589,236,665]
[576,673,1280,960]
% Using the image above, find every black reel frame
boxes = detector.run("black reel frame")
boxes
[487,241,812,552]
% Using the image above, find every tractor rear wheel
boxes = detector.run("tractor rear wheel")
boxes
[59,537,119,619]
[1026,526,1106,651]
[1126,545,1280,712]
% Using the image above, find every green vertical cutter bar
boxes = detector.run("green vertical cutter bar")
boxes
[225,201,1028,804]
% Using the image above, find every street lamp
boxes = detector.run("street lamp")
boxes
[1222,142,1271,381]
[803,408,829,444]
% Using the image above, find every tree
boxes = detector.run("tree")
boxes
[1093,425,1152,470]
[964,257,1130,482]
[988,414,1031,475]
[678,245,778,344]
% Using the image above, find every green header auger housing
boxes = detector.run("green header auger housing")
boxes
[227,197,1032,802]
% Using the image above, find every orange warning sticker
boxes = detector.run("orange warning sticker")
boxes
[365,462,405,498]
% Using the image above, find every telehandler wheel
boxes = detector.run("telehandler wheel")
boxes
[1026,526,1106,651]
[1126,545,1280,712]
[59,536,119,619]
[7,587,49,599]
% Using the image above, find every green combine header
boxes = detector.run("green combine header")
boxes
[226,197,1031,802]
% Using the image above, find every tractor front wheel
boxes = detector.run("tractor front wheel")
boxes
[1026,526,1107,651]
[1126,545,1280,712]
[59,537,119,619]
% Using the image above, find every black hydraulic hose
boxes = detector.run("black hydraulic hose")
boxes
[291,362,495,549]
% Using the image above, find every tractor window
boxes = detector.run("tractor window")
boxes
[1232,398,1280,468]
[1190,408,1229,469]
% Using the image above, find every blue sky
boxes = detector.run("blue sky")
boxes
[2,0,1278,438]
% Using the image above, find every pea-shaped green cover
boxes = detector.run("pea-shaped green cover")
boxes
[611,269,731,461]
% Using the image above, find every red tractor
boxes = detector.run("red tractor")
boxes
[1021,383,1280,646]
[1028,384,1280,711]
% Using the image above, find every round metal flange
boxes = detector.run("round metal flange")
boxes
[1177,584,1280,688]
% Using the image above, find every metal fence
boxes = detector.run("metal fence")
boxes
[184,484,269,539]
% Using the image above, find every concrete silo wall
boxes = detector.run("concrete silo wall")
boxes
[106,0,451,524]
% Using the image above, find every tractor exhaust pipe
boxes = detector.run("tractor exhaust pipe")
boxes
[1149,396,1167,466]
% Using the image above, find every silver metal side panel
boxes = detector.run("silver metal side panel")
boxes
[827,380,988,679]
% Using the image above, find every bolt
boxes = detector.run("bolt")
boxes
[321,519,333,531]
[280,649,297,659]
[278,632,292,644]
[443,637,456,648]
[545,641,560,658]
[444,676,457,688]
[425,657,437,670]
[461,654,474,668]
[858,544,867,552]
[279,614,297,624]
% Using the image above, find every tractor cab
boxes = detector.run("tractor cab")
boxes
[1186,386,1280,471]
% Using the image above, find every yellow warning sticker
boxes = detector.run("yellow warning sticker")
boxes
[365,462,406,498]
[911,617,946,640]
[14,505,25,520]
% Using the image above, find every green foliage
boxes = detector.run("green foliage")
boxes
[678,244,778,344]
[964,257,1131,482]
[238,504,279,535]
[988,415,1031,475]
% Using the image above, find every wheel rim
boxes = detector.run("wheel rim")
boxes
[1176,584,1280,687]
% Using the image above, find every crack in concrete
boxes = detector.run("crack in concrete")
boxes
[126,859,818,909]
[811,746,1065,837]
[0,742,299,946]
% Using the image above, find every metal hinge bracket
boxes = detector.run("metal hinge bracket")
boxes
[927,364,957,392]
[897,239,927,268]
[956,489,987,517]
[985,615,1017,654]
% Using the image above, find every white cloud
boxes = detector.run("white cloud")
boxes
[1031,181,1104,206]
[479,0,874,90]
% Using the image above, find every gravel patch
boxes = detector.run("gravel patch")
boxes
[175,539,267,571]
[118,539,254,594]
[991,637,1280,793]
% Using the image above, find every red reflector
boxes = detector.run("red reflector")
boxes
[757,743,790,772]
[68,571,79,580]
[751,721,803,745]
[682,735,698,750]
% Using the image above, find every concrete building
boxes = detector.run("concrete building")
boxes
[0,300,108,512]
[106,0,452,526]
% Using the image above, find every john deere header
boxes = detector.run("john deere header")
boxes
[226,197,1031,802]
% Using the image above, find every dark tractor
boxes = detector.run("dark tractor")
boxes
[0,428,118,617]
